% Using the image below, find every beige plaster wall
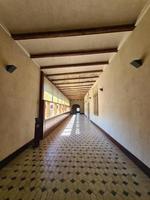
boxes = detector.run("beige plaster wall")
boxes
[0,26,40,160]
[70,99,84,113]
[84,9,150,167]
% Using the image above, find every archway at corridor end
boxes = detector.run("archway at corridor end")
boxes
[71,104,80,114]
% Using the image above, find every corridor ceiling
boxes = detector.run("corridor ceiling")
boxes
[0,0,148,99]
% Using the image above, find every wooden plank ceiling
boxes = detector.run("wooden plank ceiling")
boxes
[0,0,147,99]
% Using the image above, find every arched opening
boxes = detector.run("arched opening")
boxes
[71,104,80,114]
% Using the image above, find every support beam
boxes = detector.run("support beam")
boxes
[59,88,91,90]
[61,88,89,92]
[68,98,84,99]
[63,94,86,96]
[12,24,135,40]
[58,85,93,88]
[59,85,92,91]
[33,71,44,147]
[50,76,99,81]
[47,69,103,77]
[67,93,85,95]
[58,85,92,88]
[64,90,87,91]
[66,95,86,97]
[63,93,87,95]
[68,98,84,100]
[58,84,92,87]
[59,85,91,87]
[61,90,88,92]
[31,48,117,58]
[55,80,95,85]
[41,61,108,69]
[67,95,85,98]
[65,92,86,94]
[58,87,91,89]
[67,94,85,96]
[65,92,86,96]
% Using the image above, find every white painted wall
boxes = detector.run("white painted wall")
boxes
[84,8,150,167]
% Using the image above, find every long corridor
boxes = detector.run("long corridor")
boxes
[0,115,150,200]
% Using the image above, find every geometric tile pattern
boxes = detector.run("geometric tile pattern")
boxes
[0,114,150,200]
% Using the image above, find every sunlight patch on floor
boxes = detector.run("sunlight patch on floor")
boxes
[61,115,76,136]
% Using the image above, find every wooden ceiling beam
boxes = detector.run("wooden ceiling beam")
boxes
[59,88,91,90]
[66,93,85,94]
[57,84,93,89]
[51,76,99,81]
[65,93,86,94]
[68,98,84,99]
[41,61,108,69]
[58,84,92,87]
[59,85,93,90]
[61,87,89,89]
[65,94,86,96]
[70,99,84,100]
[62,93,87,95]
[67,94,85,96]
[64,91,86,94]
[61,88,89,92]
[55,80,95,85]
[60,89,90,91]
[12,24,135,40]
[31,48,117,58]
[67,96,85,98]
[63,94,87,96]
[58,85,93,88]
[47,69,103,76]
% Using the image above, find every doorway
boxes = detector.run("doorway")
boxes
[71,104,80,114]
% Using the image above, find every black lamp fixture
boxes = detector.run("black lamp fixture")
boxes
[130,59,143,68]
[100,88,103,91]
[5,65,17,73]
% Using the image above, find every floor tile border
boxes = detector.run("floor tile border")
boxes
[0,139,33,169]
[90,120,150,178]
[0,115,71,169]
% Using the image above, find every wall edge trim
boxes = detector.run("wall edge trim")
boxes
[90,120,150,177]
[0,114,71,169]
[45,111,70,122]
[0,140,34,169]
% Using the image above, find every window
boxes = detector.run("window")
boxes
[44,101,70,120]
[43,85,70,120]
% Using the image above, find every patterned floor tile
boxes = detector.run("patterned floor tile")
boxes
[0,114,150,200]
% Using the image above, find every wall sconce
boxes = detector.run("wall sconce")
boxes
[100,88,103,91]
[89,97,91,99]
[5,65,17,73]
[130,59,143,68]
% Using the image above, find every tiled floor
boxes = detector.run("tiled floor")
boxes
[0,114,150,200]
